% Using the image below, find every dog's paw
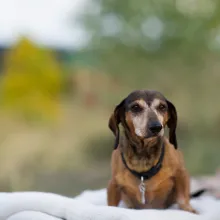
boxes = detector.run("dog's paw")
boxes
[184,206,198,214]
[179,204,198,214]
[190,208,198,214]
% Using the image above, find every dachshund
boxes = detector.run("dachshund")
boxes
[107,90,205,213]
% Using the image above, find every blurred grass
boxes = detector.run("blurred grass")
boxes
[0,98,111,195]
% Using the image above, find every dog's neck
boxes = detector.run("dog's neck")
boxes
[120,131,164,173]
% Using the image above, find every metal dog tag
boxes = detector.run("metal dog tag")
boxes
[139,176,146,204]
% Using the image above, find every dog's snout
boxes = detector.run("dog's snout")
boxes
[149,121,162,134]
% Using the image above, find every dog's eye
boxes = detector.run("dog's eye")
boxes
[131,104,143,113]
[158,104,167,111]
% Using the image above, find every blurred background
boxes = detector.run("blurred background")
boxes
[0,0,219,197]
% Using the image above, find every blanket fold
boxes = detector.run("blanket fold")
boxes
[0,189,219,220]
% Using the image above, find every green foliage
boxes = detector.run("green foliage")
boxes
[80,0,220,75]
[0,37,63,121]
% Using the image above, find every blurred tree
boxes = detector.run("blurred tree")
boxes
[80,0,220,79]
[0,37,63,121]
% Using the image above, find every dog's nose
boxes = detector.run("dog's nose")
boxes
[149,122,162,134]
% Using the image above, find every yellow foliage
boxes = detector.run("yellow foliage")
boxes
[0,37,63,121]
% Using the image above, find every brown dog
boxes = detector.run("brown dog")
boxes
[107,90,201,213]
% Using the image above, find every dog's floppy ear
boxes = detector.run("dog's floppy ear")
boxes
[166,100,178,149]
[108,99,125,149]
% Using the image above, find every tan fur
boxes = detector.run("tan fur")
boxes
[107,90,196,213]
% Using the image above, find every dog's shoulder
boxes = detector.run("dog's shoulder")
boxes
[163,137,185,169]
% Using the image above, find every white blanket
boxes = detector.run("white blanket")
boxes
[0,189,219,220]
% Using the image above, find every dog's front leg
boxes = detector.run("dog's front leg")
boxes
[107,179,121,206]
[174,169,197,214]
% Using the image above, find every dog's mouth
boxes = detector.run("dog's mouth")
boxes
[144,130,164,139]
[144,134,158,139]
[135,134,157,141]
[135,127,164,140]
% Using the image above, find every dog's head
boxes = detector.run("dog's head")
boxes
[109,90,177,149]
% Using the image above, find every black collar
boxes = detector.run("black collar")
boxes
[121,143,165,181]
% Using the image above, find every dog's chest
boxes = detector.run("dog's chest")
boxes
[116,169,174,208]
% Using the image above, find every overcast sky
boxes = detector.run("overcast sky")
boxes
[0,0,89,49]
